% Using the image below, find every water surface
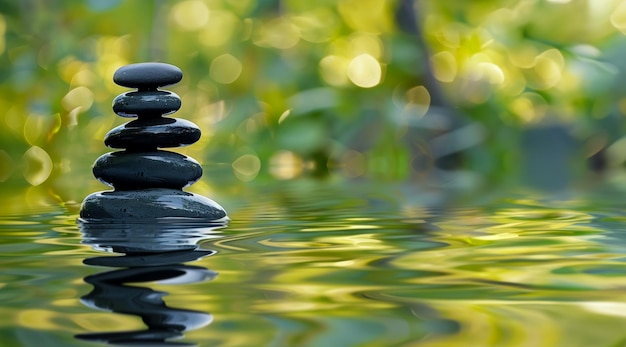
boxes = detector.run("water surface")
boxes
[2,181,626,346]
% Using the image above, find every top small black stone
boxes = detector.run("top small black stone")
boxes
[113,62,183,90]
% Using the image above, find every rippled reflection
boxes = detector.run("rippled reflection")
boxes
[76,219,226,346]
[9,184,626,346]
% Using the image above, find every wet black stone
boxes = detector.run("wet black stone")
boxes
[93,150,202,190]
[80,62,229,222]
[113,62,183,90]
[104,117,201,149]
[79,189,228,220]
[113,90,181,118]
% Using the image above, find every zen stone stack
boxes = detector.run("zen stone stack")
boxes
[79,62,227,221]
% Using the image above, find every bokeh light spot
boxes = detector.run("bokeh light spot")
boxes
[436,22,465,48]
[532,49,564,89]
[347,54,382,88]
[71,69,97,87]
[431,51,457,82]
[210,54,242,84]
[611,1,626,34]
[24,113,61,146]
[293,8,339,43]
[253,17,300,49]
[508,43,539,69]
[61,86,94,112]
[58,57,86,84]
[232,154,261,182]
[476,62,505,85]
[319,55,350,86]
[199,10,239,47]
[404,86,431,119]
[269,151,303,180]
[171,0,210,31]
[510,92,547,124]
[22,146,52,186]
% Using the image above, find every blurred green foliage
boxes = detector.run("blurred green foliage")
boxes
[1,0,626,202]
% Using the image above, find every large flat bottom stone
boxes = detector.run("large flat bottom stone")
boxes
[79,189,228,221]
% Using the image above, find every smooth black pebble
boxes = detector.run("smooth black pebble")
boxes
[80,188,228,220]
[112,90,182,118]
[93,150,202,190]
[113,62,183,90]
[104,117,201,149]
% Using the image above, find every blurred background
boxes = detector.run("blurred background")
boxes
[1,0,626,206]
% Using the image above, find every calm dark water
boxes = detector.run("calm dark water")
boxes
[3,181,626,346]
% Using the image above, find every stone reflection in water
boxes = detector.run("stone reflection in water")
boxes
[76,220,226,346]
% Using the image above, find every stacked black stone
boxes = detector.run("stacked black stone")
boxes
[80,62,227,221]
